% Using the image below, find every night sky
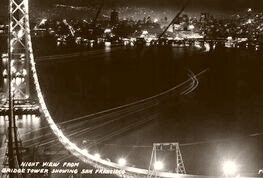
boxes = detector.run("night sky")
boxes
[33,0,263,11]
[24,0,263,20]
[1,0,263,11]
[1,0,263,18]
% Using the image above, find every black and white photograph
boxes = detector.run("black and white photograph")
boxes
[0,0,263,177]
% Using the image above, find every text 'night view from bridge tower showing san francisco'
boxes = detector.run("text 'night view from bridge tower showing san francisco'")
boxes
[0,0,263,178]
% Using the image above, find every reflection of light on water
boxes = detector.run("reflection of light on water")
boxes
[1,115,40,134]
[105,42,111,52]
[15,115,41,131]
[225,42,233,48]
[105,41,111,47]
[0,116,7,134]
[90,40,94,48]
[0,115,42,145]
[194,41,202,49]
[124,40,129,46]
[0,116,5,125]
[22,114,27,120]
[204,42,210,52]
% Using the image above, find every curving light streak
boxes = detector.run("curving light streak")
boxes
[180,77,195,95]
[180,69,199,95]
[184,76,199,95]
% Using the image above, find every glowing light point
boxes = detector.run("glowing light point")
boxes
[154,161,164,171]
[247,19,252,24]
[94,153,101,159]
[22,69,27,76]
[142,30,148,35]
[17,29,24,39]
[248,8,252,12]
[105,42,111,47]
[82,149,88,155]
[118,158,127,166]
[189,25,195,30]
[40,18,47,26]
[227,36,233,41]
[223,161,237,176]
[104,28,112,33]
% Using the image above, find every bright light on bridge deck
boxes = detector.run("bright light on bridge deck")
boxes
[118,158,127,166]
[82,149,88,155]
[223,161,237,176]
[154,161,164,171]
[94,153,101,159]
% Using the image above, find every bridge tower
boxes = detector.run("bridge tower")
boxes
[2,0,33,177]
[0,0,39,116]
[148,142,186,178]
[5,0,30,101]
[158,0,190,40]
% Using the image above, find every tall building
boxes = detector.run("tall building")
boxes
[200,13,208,24]
[200,12,213,24]
[110,9,119,24]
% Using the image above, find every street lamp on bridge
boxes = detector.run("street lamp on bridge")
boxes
[118,158,127,166]
[223,161,237,178]
[154,161,164,171]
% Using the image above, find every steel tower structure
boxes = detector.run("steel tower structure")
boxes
[2,0,31,177]
[0,0,40,116]
[148,143,186,178]
[6,0,30,100]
